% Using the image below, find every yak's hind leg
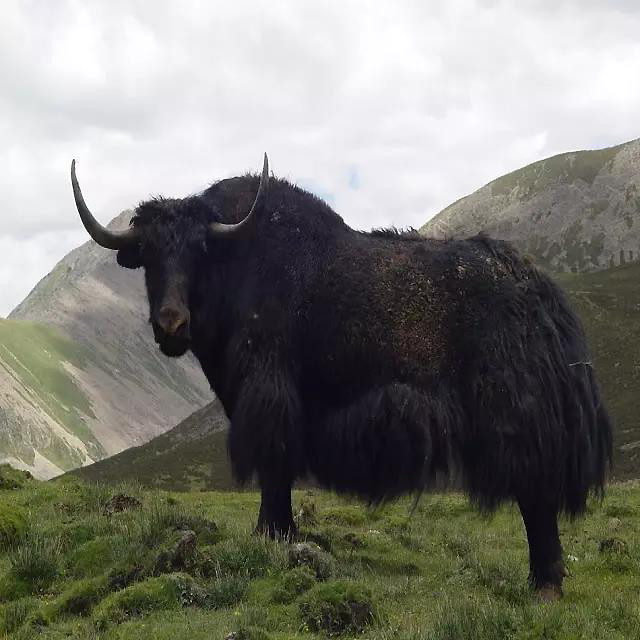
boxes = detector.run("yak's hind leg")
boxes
[518,497,567,601]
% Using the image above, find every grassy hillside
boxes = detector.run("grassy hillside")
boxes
[557,262,640,479]
[0,466,639,639]
[70,402,234,491]
[421,138,640,273]
[3,211,211,479]
[0,319,105,472]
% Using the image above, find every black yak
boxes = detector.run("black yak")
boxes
[71,155,611,599]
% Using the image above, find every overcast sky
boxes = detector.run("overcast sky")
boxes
[1,0,640,316]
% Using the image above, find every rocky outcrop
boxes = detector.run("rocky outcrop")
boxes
[421,139,640,272]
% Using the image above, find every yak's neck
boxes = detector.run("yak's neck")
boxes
[188,262,243,414]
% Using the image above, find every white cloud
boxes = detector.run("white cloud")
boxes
[1,0,639,315]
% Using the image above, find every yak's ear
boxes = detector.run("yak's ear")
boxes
[116,246,142,269]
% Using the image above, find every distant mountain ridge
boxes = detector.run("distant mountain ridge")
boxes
[421,138,640,272]
[1,211,212,478]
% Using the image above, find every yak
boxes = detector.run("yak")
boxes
[71,154,612,600]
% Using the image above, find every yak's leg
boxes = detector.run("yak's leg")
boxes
[518,497,566,601]
[256,467,296,539]
[227,357,301,541]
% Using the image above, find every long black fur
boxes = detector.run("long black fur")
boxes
[110,169,612,590]
[119,174,612,513]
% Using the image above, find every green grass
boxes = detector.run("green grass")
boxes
[0,319,105,468]
[1,470,640,639]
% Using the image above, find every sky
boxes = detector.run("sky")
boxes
[1,0,640,316]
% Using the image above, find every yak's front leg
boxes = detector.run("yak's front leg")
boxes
[256,466,296,538]
[227,361,301,540]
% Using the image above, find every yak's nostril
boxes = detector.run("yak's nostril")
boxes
[157,307,190,338]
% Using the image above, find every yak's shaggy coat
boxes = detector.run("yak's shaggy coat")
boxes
[75,164,612,597]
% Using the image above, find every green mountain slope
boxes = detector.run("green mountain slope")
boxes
[0,320,102,475]
[421,138,640,272]
[68,400,233,491]
[557,262,640,479]
[1,211,212,479]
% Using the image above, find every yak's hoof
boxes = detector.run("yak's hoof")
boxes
[254,523,297,541]
[535,584,563,603]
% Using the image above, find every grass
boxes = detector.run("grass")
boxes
[0,470,640,639]
[0,318,105,469]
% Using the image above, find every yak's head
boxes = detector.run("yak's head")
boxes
[71,155,269,358]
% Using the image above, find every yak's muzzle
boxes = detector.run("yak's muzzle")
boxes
[152,305,191,357]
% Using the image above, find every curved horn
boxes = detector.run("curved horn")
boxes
[208,153,269,238]
[71,160,140,250]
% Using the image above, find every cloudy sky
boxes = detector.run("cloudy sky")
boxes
[1,0,639,316]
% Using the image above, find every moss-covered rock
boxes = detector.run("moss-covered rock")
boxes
[299,580,376,635]
[288,542,334,580]
[272,566,316,604]
[92,572,203,629]
[42,575,109,620]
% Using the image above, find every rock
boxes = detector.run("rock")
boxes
[288,542,334,580]
[153,529,197,574]
[599,537,627,554]
[103,494,142,516]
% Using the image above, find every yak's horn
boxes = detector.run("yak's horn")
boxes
[208,153,269,238]
[71,160,140,250]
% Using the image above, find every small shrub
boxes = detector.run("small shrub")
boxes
[299,580,376,635]
[301,529,334,552]
[0,502,27,549]
[68,536,118,577]
[272,566,316,604]
[294,499,318,526]
[8,533,61,592]
[43,576,109,620]
[92,573,200,629]
[205,573,249,608]
[207,537,282,579]
[133,500,220,549]
[0,465,32,490]
[423,599,518,640]
[322,506,367,527]
[0,596,39,634]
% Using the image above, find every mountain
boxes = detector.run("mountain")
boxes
[1,211,212,478]
[68,399,234,491]
[556,263,640,479]
[421,138,640,272]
